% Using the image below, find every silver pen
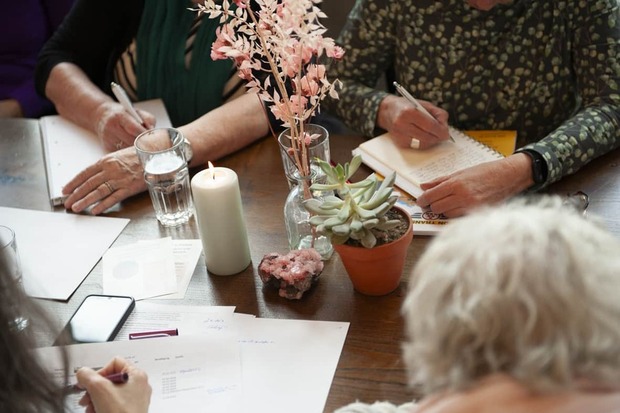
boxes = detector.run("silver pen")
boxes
[111,82,145,126]
[393,81,454,143]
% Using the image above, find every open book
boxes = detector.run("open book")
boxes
[352,128,516,199]
[40,99,172,206]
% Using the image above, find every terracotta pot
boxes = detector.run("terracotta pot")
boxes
[334,206,413,296]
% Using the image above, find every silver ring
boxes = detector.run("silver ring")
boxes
[103,181,114,194]
[410,138,420,149]
[115,141,123,150]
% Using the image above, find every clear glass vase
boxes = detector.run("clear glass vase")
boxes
[278,123,330,189]
[284,176,334,260]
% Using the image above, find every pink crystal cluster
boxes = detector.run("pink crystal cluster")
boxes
[258,248,324,299]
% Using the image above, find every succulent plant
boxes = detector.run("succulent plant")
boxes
[303,155,402,248]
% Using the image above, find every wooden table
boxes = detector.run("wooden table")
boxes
[1,118,619,411]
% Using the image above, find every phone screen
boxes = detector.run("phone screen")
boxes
[55,294,135,345]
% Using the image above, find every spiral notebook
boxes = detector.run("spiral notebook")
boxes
[352,128,513,199]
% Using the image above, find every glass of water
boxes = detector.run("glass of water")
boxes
[135,128,194,226]
[0,225,28,332]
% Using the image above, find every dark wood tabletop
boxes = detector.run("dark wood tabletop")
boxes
[1,118,619,411]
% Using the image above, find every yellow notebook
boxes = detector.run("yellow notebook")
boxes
[464,130,517,157]
[352,128,517,199]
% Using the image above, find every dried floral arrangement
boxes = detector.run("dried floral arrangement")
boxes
[194,0,344,177]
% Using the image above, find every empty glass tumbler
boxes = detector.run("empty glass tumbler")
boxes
[0,225,28,331]
[135,128,194,226]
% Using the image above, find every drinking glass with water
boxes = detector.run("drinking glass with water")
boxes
[135,128,194,226]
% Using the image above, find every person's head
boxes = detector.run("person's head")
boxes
[402,196,620,396]
[0,260,66,413]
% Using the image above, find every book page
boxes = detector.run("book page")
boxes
[406,131,501,183]
[40,99,171,205]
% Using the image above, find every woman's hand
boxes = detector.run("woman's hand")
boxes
[0,99,24,118]
[62,147,147,215]
[94,101,156,151]
[415,154,535,217]
[377,94,450,149]
[76,357,151,413]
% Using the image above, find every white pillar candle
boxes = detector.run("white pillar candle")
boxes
[191,164,251,275]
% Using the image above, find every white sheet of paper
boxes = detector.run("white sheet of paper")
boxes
[0,207,129,300]
[236,317,350,413]
[149,239,202,300]
[102,237,177,300]
[34,335,242,413]
[115,302,236,341]
[40,99,171,205]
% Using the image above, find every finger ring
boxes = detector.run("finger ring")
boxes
[116,141,123,150]
[103,181,115,194]
[410,138,420,149]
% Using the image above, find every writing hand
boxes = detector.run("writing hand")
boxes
[377,94,450,149]
[76,357,151,413]
[415,155,534,217]
[62,147,147,215]
[94,101,156,151]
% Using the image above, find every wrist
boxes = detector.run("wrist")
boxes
[505,153,539,192]
[517,149,548,187]
[376,94,399,131]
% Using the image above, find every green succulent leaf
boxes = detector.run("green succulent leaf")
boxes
[305,155,398,248]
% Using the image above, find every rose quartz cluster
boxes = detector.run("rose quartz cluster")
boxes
[258,248,324,300]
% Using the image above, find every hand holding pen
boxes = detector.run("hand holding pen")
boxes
[96,82,155,152]
[394,82,454,149]
[73,357,152,413]
[111,82,145,127]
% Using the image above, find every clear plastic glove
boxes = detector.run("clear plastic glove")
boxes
[62,147,147,215]
[416,154,534,217]
[94,101,156,151]
[76,357,151,413]
[378,95,450,149]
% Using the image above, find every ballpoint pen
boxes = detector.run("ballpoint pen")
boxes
[111,82,145,126]
[128,328,179,340]
[64,371,129,394]
[393,81,455,144]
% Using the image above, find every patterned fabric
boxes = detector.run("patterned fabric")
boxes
[325,0,620,188]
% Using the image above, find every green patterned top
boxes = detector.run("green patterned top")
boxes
[325,0,620,188]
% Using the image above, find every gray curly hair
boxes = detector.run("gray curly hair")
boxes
[402,195,620,396]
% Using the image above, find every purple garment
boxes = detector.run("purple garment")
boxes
[0,0,74,118]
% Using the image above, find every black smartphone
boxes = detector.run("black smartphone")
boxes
[54,294,135,345]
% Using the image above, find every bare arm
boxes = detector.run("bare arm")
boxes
[180,92,270,167]
[63,91,270,215]
[45,62,155,151]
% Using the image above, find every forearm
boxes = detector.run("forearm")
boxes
[180,92,270,166]
[45,62,114,133]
